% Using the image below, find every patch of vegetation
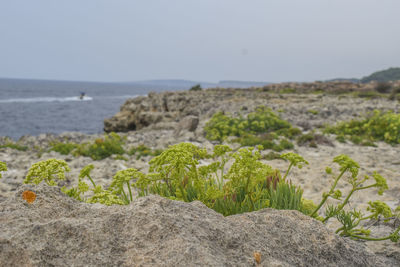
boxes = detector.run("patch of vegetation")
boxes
[297,133,318,148]
[312,89,324,94]
[73,132,125,160]
[189,84,202,91]
[113,155,129,161]
[279,88,296,94]
[262,151,283,161]
[0,161,7,178]
[352,91,383,99]
[0,142,28,151]
[297,132,333,148]
[307,109,319,115]
[325,110,400,145]
[204,106,301,151]
[374,82,392,93]
[128,145,163,160]
[389,87,400,101]
[50,142,79,155]
[21,143,400,242]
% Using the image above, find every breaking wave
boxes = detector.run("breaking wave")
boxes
[0,96,93,103]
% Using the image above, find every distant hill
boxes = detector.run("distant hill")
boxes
[361,67,400,83]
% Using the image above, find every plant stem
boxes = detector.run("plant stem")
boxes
[349,234,392,241]
[356,184,377,191]
[87,175,96,188]
[244,174,255,211]
[311,169,346,218]
[126,181,133,202]
[121,189,129,203]
[283,163,294,180]
[323,187,356,223]
[335,226,345,234]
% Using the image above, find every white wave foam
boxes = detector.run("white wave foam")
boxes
[0,96,93,103]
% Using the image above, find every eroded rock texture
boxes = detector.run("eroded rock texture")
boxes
[103,81,400,133]
[0,184,397,266]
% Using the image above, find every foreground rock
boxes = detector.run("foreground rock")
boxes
[1,184,397,266]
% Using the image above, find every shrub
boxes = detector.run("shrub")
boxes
[280,88,296,94]
[297,132,333,148]
[128,145,163,160]
[375,82,392,93]
[262,151,282,160]
[205,106,300,151]
[325,110,400,145]
[389,87,400,101]
[73,132,125,160]
[353,91,382,99]
[0,142,28,151]
[308,109,319,115]
[189,84,202,91]
[50,142,79,155]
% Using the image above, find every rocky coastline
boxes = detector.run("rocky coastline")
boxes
[1,83,400,266]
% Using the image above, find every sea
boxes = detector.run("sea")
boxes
[0,78,186,140]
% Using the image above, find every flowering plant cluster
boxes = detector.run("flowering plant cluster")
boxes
[204,106,301,151]
[2,141,399,242]
[325,110,400,145]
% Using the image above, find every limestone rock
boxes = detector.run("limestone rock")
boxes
[103,81,400,134]
[175,115,199,135]
[0,184,397,266]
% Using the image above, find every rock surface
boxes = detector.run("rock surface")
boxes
[103,84,400,133]
[1,184,397,267]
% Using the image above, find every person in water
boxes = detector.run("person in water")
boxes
[79,92,85,100]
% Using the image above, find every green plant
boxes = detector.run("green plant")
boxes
[280,88,296,94]
[325,110,400,145]
[262,151,282,160]
[24,159,70,186]
[73,132,125,160]
[113,155,128,161]
[128,145,163,160]
[133,144,307,216]
[105,168,145,204]
[0,142,28,151]
[63,164,126,205]
[189,84,202,91]
[374,82,392,93]
[307,109,319,115]
[205,106,300,151]
[0,161,7,178]
[353,91,383,99]
[49,142,78,155]
[310,154,400,241]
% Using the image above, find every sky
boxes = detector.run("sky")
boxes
[1,0,400,83]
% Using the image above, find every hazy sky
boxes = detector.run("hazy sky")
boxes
[1,0,399,82]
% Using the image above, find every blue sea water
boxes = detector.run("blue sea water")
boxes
[0,78,179,140]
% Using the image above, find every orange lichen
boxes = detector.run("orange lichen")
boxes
[253,252,261,264]
[22,190,36,204]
